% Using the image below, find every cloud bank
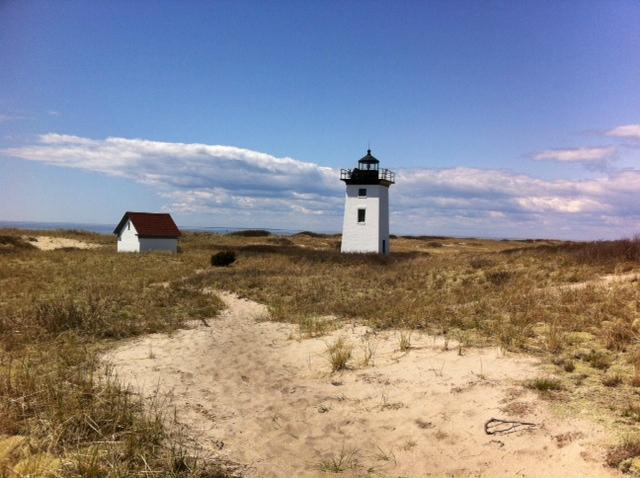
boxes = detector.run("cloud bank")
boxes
[533,147,615,163]
[4,133,640,239]
[607,124,640,140]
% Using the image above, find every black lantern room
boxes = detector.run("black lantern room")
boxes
[340,149,395,186]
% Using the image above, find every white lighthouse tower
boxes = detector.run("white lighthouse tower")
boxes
[340,149,395,255]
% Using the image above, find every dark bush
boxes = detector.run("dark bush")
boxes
[572,237,640,264]
[606,434,640,468]
[227,229,271,237]
[293,231,328,238]
[211,250,236,267]
[469,258,494,269]
[0,235,36,254]
[0,235,30,247]
[485,270,512,286]
[269,237,294,246]
[208,242,421,265]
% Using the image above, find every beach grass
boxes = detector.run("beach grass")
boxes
[3,228,640,474]
[0,230,226,477]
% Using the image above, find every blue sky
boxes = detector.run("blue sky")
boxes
[1,1,640,238]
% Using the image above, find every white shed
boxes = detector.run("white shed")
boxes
[113,212,181,253]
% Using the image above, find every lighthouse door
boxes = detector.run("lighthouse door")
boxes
[382,240,386,254]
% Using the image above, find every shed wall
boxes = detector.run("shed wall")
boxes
[117,219,140,252]
[139,237,178,253]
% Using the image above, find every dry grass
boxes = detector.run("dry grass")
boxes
[5,229,640,473]
[630,349,640,387]
[0,229,226,477]
[602,372,624,387]
[297,316,335,338]
[316,446,360,473]
[606,433,640,470]
[503,236,640,265]
[360,338,377,367]
[326,337,352,372]
[398,330,412,352]
[525,377,564,393]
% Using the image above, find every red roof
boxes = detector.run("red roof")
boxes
[114,212,181,238]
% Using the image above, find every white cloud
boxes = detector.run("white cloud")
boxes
[515,196,607,214]
[606,124,640,139]
[533,147,615,163]
[6,133,337,193]
[4,133,640,239]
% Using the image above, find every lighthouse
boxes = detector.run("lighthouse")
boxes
[340,149,395,255]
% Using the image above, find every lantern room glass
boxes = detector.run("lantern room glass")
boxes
[358,160,379,171]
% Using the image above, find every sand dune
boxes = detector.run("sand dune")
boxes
[24,235,102,251]
[105,292,618,477]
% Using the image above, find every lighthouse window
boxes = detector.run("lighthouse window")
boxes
[357,208,366,223]
[358,188,367,197]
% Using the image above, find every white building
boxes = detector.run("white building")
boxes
[113,212,181,253]
[340,150,395,255]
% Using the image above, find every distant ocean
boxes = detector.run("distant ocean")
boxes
[0,220,323,236]
[0,221,546,241]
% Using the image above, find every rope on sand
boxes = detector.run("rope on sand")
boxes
[484,417,537,435]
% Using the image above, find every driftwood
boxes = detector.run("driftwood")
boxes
[484,417,537,435]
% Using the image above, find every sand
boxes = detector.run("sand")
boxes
[24,235,102,251]
[105,292,619,477]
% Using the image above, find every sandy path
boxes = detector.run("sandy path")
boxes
[106,292,618,477]
[24,235,102,250]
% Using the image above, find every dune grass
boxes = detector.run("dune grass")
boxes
[4,229,640,473]
[525,377,564,392]
[326,337,352,372]
[0,231,227,477]
[398,330,412,352]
